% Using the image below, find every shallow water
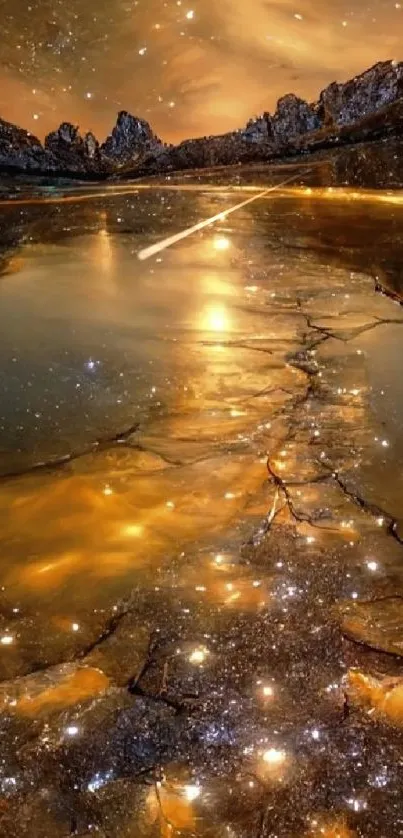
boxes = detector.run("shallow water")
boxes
[1,170,403,836]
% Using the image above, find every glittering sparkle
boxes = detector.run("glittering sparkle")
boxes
[263,748,287,765]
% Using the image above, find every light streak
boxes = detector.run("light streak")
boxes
[137,173,303,260]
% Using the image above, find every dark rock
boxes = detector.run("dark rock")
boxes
[138,61,403,177]
[271,94,320,144]
[138,130,275,177]
[44,121,79,151]
[326,137,403,189]
[0,117,47,172]
[1,60,403,181]
[243,113,272,143]
[100,110,163,169]
[298,95,403,158]
[44,122,102,174]
[84,130,99,159]
[318,60,403,128]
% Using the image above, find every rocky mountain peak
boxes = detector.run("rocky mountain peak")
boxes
[101,111,162,164]
[318,59,403,127]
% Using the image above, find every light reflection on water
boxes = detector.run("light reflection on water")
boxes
[0,211,299,641]
[1,180,403,836]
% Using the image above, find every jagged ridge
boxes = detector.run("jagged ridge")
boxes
[0,60,403,178]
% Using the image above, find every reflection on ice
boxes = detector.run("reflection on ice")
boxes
[1,178,403,836]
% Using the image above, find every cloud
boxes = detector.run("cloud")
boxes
[0,0,401,142]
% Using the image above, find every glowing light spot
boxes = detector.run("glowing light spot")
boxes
[189,647,208,664]
[203,304,230,332]
[122,524,144,538]
[213,235,230,251]
[263,748,286,765]
[347,797,367,812]
[66,725,79,736]
[72,622,80,632]
[0,635,13,646]
[185,10,195,19]
[263,685,274,697]
[137,176,298,261]
[183,783,200,800]
[87,770,114,793]
[103,485,113,496]
[366,560,378,572]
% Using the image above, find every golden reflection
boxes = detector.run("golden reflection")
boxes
[3,185,403,211]
[183,784,201,801]
[10,552,84,590]
[347,670,403,727]
[121,523,145,538]
[87,212,114,277]
[271,186,403,207]
[200,303,231,332]
[257,746,292,784]
[180,557,271,610]
[2,452,266,598]
[3,255,25,275]
[257,681,275,700]
[96,228,113,273]
[263,748,286,766]
[213,235,231,252]
[0,236,296,613]
[145,779,198,837]
[189,647,209,665]
[307,816,356,837]
[85,211,116,299]
[1,666,109,717]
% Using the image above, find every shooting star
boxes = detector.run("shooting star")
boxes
[137,173,306,261]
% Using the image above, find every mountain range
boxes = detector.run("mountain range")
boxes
[1,60,403,181]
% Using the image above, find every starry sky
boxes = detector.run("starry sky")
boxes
[0,0,401,144]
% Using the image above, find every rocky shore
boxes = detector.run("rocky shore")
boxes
[1,60,403,184]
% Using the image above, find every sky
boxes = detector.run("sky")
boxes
[0,0,401,144]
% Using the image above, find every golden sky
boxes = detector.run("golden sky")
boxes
[0,0,401,142]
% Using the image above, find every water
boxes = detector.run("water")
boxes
[1,170,403,837]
